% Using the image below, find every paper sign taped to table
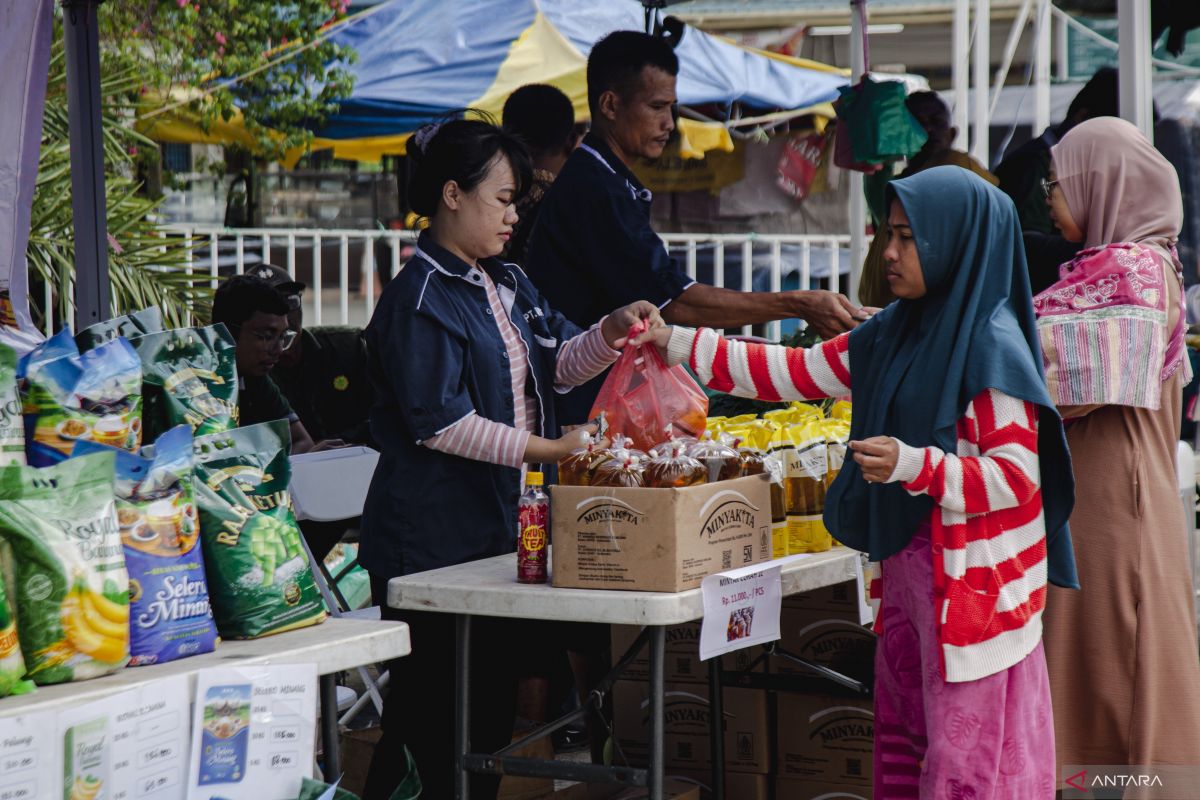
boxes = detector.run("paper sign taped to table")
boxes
[0,709,56,800]
[186,663,317,800]
[699,561,782,661]
[54,673,191,800]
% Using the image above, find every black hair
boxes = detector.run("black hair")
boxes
[1065,67,1119,124]
[905,91,951,136]
[502,84,576,157]
[408,117,533,218]
[211,274,289,329]
[587,30,679,118]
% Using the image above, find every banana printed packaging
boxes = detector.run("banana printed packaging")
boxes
[0,451,130,683]
[75,425,218,665]
[194,420,325,639]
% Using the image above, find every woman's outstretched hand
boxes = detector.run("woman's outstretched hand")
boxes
[849,436,900,483]
[602,301,666,349]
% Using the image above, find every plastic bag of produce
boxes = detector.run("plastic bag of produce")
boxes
[194,420,326,639]
[0,571,34,696]
[0,342,26,466]
[0,451,129,683]
[133,325,239,440]
[589,320,707,453]
[22,329,142,466]
[75,425,219,665]
[76,307,164,352]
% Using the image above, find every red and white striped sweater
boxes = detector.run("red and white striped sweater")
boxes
[668,327,1049,683]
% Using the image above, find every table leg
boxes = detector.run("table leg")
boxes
[319,673,340,779]
[456,614,472,800]
[648,625,665,800]
[708,658,725,800]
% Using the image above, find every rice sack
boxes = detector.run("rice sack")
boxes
[194,420,325,639]
[0,571,34,696]
[77,307,164,352]
[22,329,142,466]
[133,325,238,440]
[75,425,218,665]
[0,342,26,466]
[0,452,129,683]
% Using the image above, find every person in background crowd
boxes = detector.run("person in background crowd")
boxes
[994,67,1120,292]
[210,274,342,455]
[245,264,377,448]
[1036,117,1200,772]
[501,83,581,263]
[647,166,1076,799]
[526,30,867,429]
[858,91,997,307]
[359,118,665,800]
[238,264,376,561]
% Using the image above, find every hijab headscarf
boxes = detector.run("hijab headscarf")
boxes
[1035,117,1189,408]
[825,166,1078,588]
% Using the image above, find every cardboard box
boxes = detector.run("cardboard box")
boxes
[605,780,701,800]
[551,475,772,592]
[777,693,873,786]
[610,623,765,684]
[782,579,864,618]
[339,726,382,799]
[497,732,556,800]
[775,606,876,681]
[613,681,770,773]
[668,768,769,799]
[775,779,871,800]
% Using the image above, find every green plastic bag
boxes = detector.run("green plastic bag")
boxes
[835,76,928,165]
[194,420,326,639]
[76,307,164,352]
[0,452,129,684]
[132,324,239,440]
[0,569,34,697]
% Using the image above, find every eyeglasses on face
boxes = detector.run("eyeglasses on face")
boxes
[1040,178,1059,199]
[248,328,297,351]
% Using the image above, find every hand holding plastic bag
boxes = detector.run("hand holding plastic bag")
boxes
[589,321,708,453]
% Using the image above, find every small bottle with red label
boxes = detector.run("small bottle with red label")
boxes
[517,471,549,584]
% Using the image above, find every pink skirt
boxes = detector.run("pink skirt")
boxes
[873,525,1056,799]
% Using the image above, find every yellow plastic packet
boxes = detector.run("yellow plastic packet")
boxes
[830,400,853,424]
[821,419,851,489]
[785,420,833,554]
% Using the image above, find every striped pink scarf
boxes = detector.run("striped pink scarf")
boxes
[1033,242,1189,410]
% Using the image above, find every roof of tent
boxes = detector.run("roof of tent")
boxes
[317,0,848,139]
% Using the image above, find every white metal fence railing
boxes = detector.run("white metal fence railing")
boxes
[158,226,853,341]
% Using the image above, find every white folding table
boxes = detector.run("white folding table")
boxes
[0,617,411,778]
[389,546,860,800]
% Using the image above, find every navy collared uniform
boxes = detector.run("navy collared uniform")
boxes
[526,132,695,427]
[360,231,583,579]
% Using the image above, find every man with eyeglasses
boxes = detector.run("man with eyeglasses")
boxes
[211,274,343,456]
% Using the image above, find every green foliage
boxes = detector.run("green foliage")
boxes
[27,43,208,329]
[103,0,357,162]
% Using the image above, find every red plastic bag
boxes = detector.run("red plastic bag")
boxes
[589,323,708,454]
[776,132,824,200]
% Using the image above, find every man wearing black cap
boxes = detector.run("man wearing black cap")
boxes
[248,264,376,449]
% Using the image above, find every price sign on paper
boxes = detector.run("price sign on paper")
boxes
[699,562,782,661]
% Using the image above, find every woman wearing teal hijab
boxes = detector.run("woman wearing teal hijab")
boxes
[650,166,1075,798]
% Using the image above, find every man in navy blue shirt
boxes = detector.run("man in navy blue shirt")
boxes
[527,30,868,427]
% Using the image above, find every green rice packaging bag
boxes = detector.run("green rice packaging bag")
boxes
[22,329,142,467]
[0,452,130,683]
[0,342,26,466]
[194,420,325,639]
[76,307,164,352]
[133,324,238,440]
[0,571,34,696]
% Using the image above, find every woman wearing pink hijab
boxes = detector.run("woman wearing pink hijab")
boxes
[1036,116,1200,772]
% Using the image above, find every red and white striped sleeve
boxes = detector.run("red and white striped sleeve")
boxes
[555,319,620,390]
[887,389,1041,515]
[424,413,529,469]
[666,327,851,402]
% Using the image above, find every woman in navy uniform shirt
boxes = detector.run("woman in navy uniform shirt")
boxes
[360,119,663,800]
